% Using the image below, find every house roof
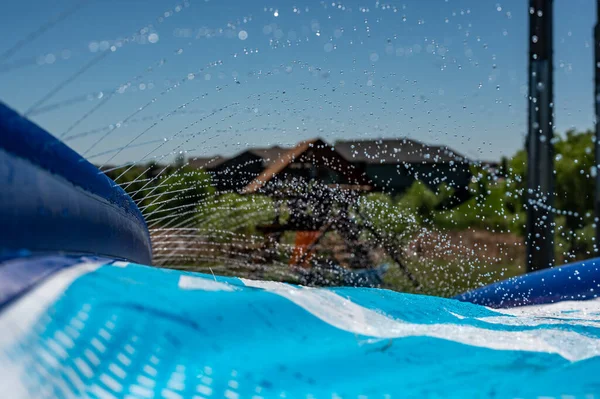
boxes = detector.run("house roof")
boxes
[334,138,466,164]
[243,139,372,194]
[247,146,290,166]
[187,146,290,171]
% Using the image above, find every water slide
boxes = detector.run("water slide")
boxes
[1,102,600,398]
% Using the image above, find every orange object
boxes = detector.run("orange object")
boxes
[289,231,321,268]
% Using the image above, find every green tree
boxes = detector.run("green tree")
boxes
[506,129,596,260]
[104,162,214,228]
[196,193,276,237]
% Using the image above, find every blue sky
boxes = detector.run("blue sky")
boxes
[0,0,596,165]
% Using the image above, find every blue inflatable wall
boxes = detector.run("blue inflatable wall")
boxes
[455,257,600,308]
[0,102,152,264]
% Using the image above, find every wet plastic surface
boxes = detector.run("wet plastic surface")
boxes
[1,256,599,398]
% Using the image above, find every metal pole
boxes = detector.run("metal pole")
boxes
[594,0,600,254]
[526,0,555,272]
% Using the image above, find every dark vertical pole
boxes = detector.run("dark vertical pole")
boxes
[594,0,600,254]
[526,0,555,272]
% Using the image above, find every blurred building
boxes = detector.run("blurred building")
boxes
[189,137,471,198]
[334,138,471,195]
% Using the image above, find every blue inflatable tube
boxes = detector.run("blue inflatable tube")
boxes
[0,102,152,264]
[455,258,600,308]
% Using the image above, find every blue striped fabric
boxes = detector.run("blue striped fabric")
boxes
[1,256,599,398]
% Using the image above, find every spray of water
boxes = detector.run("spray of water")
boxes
[2,0,595,295]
